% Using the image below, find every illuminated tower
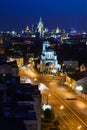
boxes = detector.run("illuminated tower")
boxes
[37,17,44,38]
[24,25,31,37]
[25,25,29,33]
[56,27,60,33]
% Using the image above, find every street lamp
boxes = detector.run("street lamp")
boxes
[62,63,65,73]
[60,105,64,110]
[46,93,51,105]
[77,125,82,129]
[52,64,57,75]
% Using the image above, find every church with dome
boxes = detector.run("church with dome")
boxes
[40,41,61,74]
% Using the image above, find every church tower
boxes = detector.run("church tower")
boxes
[56,27,60,33]
[24,25,31,37]
[25,25,29,33]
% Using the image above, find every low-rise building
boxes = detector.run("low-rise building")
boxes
[0,60,18,76]
[62,60,78,74]
[66,71,87,97]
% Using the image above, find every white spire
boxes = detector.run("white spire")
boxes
[40,17,42,22]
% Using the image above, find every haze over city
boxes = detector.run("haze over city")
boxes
[0,0,87,32]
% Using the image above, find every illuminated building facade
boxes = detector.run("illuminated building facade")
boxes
[40,41,61,73]
[66,71,87,99]
[37,17,44,38]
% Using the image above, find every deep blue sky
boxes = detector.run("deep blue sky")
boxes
[0,0,87,32]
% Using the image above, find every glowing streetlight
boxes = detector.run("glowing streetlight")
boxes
[77,125,82,129]
[60,105,64,110]
[46,93,51,104]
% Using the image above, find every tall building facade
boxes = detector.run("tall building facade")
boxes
[37,17,44,38]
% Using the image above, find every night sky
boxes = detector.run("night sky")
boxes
[0,0,87,32]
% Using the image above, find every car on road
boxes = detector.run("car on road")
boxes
[65,98,77,100]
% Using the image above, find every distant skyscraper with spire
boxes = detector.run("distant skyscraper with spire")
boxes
[37,17,44,38]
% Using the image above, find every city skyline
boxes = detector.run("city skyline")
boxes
[0,0,87,32]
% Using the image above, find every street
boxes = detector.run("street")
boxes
[19,66,87,130]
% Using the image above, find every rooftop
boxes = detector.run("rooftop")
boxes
[69,71,87,81]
